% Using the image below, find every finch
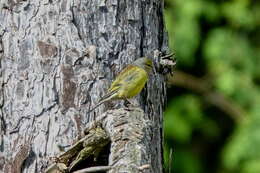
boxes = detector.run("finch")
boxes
[88,57,153,113]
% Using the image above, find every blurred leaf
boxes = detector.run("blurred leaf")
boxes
[221,0,254,29]
[164,0,260,172]
[199,117,220,139]
[165,0,201,66]
[222,101,260,170]
[173,151,203,173]
[164,95,203,142]
[215,69,237,95]
[201,1,219,22]
[241,160,260,173]
[204,28,255,74]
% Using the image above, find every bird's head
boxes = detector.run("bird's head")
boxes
[133,57,153,73]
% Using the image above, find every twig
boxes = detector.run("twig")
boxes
[161,53,175,60]
[138,164,150,170]
[167,70,247,123]
[169,148,173,173]
[73,166,112,173]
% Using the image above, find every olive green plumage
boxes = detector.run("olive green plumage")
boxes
[88,57,153,113]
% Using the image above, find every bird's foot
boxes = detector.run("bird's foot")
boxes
[124,99,139,108]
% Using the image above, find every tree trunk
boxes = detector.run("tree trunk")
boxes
[0,0,168,172]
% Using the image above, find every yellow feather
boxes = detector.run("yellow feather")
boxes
[88,57,152,113]
[109,65,148,98]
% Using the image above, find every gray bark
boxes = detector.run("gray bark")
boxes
[0,0,168,172]
[98,108,156,173]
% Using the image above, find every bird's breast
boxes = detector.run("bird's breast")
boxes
[117,68,148,98]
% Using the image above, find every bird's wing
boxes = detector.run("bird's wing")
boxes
[87,88,119,113]
[109,65,138,92]
[99,88,119,103]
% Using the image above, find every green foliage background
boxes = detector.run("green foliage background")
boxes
[164,0,260,172]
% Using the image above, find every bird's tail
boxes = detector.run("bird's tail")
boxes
[87,89,118,113]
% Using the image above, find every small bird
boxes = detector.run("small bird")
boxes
[88,57,153,113]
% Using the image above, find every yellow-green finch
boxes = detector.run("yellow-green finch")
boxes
[88,57,153,113]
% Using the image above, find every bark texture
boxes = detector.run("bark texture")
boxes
[0,0,168,172]
[102,108,154,173]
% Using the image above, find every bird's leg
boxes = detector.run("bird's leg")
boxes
[124,98,139,107]
[126,99,135,106]
[112,101,122,109]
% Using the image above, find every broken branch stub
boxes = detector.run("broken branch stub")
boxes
[46,107,153,173]
[102,108,153,173]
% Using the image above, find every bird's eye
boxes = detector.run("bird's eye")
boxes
[145,63,152,67]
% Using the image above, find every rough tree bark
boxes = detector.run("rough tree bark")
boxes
[0,0,169,172]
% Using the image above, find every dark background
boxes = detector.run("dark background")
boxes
[163,0,260,172]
